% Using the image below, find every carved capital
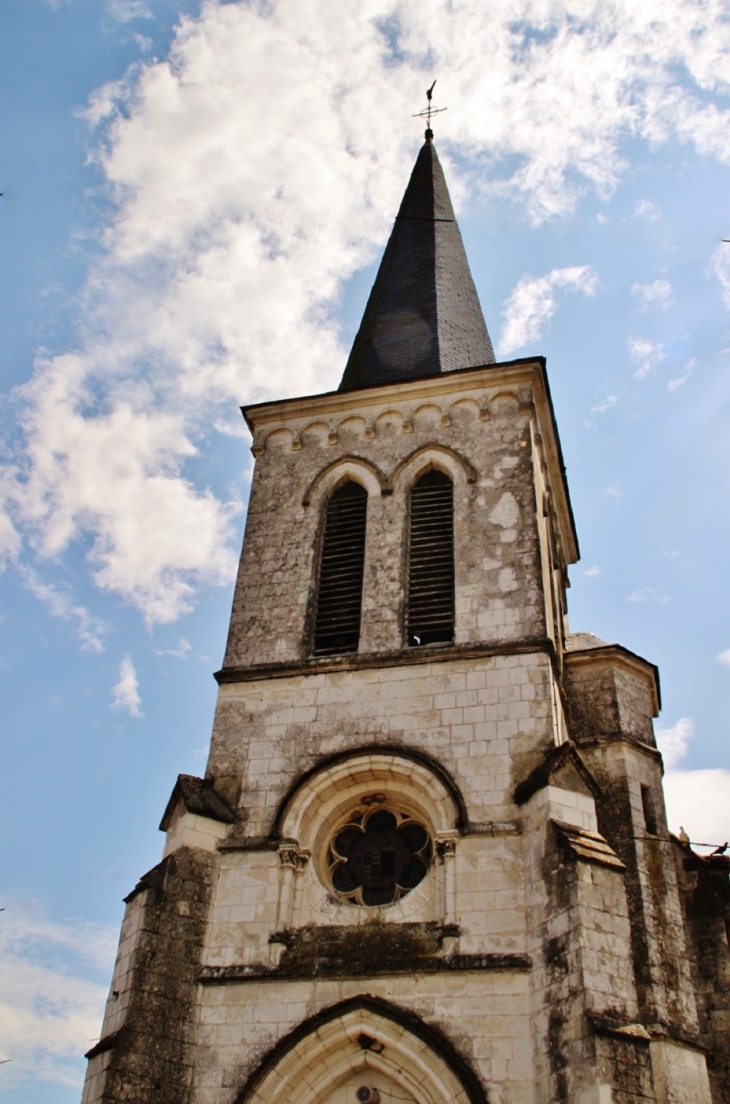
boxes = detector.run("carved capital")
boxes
[278,842,310,871]
[436,835,458,862]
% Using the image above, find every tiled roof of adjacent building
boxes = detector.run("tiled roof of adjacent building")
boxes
[564,631,613,652]
[339,134,495,391]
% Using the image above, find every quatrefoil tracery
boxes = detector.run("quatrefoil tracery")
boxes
[328,806,433,907]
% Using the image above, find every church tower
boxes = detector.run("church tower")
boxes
[82,133,729,1104]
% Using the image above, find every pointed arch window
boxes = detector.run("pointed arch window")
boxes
[407,470,455,647]
[313,481,368,655]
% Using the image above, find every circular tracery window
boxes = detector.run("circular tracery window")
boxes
[328,807,433,906]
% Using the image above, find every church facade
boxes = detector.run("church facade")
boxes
[81,135,730,1104]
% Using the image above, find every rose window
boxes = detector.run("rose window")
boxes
[328,807,433,906]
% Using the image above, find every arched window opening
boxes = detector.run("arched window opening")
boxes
[407,470,455,647]
[313,480,368,655]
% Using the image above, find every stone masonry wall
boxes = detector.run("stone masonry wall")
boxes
[82,847,216,1104]
[207,652,557,840]
[196,647,562,1014]
[224,383,552,669]
[564,654,657,750]
[189,973,533,1104]
[584,741,702,1037]
[520,783,652,1104]
[672,844,730,1104]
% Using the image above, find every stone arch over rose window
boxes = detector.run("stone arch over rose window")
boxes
[273,748,463,926]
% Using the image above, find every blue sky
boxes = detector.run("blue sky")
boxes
[2,1,730,1099]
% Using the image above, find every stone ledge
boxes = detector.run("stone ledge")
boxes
[199,952,532,984]
[587,1013,707,1054]
[568,732,662,761]
[553,820,626,870]
[513,740,600,807]
[215,638,554,684]
[159,774,235,832]
[216,835,280,853]
[586,1014,650,1046]
[465,820,522,837]
[645,1022,709,1054]
[85,1027,126,1061]
[217,822,522,852]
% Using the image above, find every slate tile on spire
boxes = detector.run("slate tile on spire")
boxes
[339,136,495,391]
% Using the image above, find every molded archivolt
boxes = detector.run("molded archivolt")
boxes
[236,996,487,1104]
[387,444,477,492]
[302,457,386,506]
[276,750,462,880]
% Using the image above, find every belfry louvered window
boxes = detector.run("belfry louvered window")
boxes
[407,470,455,646]
[313,481,368,655]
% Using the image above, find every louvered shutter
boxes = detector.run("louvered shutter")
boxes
[313,481,368,655]
[407,470,455,646]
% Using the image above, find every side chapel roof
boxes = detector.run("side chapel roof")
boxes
[339,134,495,391]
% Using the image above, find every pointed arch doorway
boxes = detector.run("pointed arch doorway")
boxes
[236,996,487,1104]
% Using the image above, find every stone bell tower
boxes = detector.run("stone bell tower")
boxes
[82,133,729,1104]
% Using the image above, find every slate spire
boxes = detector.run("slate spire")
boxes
[339,134,495,391]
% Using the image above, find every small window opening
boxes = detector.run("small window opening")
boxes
[641,785,658,835]
[313,481,367,655]
[407,470,455,647]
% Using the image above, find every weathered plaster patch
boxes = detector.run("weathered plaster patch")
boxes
[489,492,520,530]
[499,568,519,593]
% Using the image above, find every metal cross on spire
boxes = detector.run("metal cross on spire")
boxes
[412,80,447,139]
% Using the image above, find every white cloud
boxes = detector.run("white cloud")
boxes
[631,278,672,311]
[710,243,730,309]
[19,567,108,653]
[154,636,191,658]
[717,649,730,667]
[132,33,153,53]
[628,335,665,380]
[663,769,730,848]
[105,0,152,22]
[590,395,619,416]
[4,0,730,624]
[627,586,670,603]
[0,909,114,1089]
[655,715,694,770]
[668,358,696,390]
[584,566,601,577]
[111,655,142,716]
[499,265,598,356]
[634,198,661,221]
[0,468,21,567]
[605,485,623,498]
[584,393,618,425]
[656,718,730,847]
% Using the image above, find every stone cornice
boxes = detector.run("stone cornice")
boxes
[564,642,661,715]
[199,953,532,984]
[215,636,554,684]
[242,356,579,564]
[573,732,663,764]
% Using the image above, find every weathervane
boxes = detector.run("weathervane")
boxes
[412,80,447,139]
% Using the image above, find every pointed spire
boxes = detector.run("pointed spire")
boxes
[339,135,495,392]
